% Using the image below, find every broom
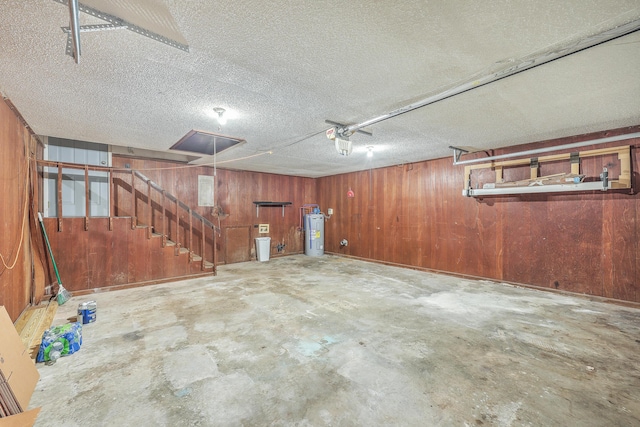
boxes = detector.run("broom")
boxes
[37,212,71,305]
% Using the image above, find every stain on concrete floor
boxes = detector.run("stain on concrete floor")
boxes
[31,255,640,426]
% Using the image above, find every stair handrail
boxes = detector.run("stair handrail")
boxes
[133,170,219,232]
[35,159,217,271]
[131,170,218,271]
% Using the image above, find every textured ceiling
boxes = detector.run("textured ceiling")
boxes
[1,0,639,177]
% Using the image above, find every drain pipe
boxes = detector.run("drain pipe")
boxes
[454,132,640,166]
[337,17,640,138]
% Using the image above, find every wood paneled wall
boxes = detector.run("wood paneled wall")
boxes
[39,158,315,292]
[111,156,317,264]
[0,99,35,321]
[40,217,209,293]
[5,95,637,307]
[317,127,640,303]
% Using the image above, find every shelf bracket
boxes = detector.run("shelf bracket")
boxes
[253,201,292,217]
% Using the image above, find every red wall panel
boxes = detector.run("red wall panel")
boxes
[111,157,317,264]
[318,127,640,303]
[39,158,317,292]
[0,99,35,321]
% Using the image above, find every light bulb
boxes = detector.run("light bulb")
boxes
[213,107,227,125]
[367,146,373,158]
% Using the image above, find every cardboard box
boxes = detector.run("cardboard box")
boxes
[0,306,41,427]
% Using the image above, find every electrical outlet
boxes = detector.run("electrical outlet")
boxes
[327,208,333,215]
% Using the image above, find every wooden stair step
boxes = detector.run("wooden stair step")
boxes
[203,261,214,269]
[151,232,163,238]
[165,240,176,246]
[15,301,58,361]
[179,247,189,254]
[191,254,202,262]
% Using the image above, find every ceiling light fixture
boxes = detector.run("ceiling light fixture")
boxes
[213,107,227,125]
[367,146,373,158]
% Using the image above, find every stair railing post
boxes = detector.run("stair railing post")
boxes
[84,165,90,231]
[57,164,63,232]
[109,167,114,231]
[161,190,166,247]
[147,180,152,239]
[131,170,137,230]
[200,218,205,270]
[175,197,180,255]
[188,209,193,257]
[212,226,217,275]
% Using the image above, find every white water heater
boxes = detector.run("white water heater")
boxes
[304,214,324,256]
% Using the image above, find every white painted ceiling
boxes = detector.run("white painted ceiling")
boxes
[1,0,639,177]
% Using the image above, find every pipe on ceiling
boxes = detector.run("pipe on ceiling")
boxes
[453,132,640,166]
[68,0,81,63]
[337,16,640,138]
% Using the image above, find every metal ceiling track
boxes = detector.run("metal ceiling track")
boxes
[337,16,640,139]
[53,0,189,64]
[62,24,128,60]
[324,120,373,137]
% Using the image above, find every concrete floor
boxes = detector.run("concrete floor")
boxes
[31,255,640,426]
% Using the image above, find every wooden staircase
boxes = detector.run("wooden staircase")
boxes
[151,231,215,270]
[127,170,218,273]
[35,159,218,294]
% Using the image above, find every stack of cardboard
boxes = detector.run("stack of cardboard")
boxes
[0,307,40,427]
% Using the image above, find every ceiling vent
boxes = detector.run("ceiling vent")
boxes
[170,130,245,156]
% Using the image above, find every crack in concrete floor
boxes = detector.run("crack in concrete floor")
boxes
[31,255,640,426]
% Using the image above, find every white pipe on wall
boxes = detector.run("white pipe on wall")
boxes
[453,132,640,166]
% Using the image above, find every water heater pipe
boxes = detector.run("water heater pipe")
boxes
[300,204,320,230]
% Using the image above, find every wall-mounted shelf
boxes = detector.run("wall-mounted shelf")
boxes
[462,145,631,197]
[253,201,292,217]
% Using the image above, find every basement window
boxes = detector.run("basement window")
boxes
[42,137,110,218]
[170,130,245,156]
